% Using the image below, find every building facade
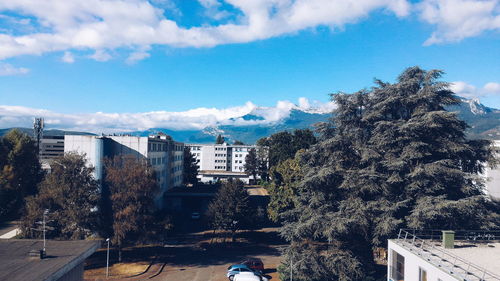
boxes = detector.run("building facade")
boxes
[39,136,65,161]
[187,143,260,184]
[388,229,500,281]
[64,135,184,204]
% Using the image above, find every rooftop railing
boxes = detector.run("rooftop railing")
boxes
[396,229,500,281]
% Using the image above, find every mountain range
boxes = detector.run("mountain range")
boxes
[1,98,499,144]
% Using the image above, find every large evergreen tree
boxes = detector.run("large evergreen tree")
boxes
[244,148,259,182]
[21,153,99,240]
[279,67,499,281]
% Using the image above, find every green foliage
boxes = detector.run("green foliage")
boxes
[183,146,199,185]
[21,153,99,239]
[267,152,303,222]
[279,67,499,281]
[104,155,158,258]
[244,148,258,182]
[0,129,43,221]
[215,134,225,144]
[207,179,253,241]
[233,140,245,145]
[257,129,317,168]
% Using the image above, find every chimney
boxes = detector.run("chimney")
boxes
[442,230,455,249]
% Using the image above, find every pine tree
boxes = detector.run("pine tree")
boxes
[279,67,500,281]
[21,153,99,240]
[215,134,225,144]
[244,148,258,183]
[183,146,198,185]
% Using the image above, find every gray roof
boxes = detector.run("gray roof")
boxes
[0,239,100,281]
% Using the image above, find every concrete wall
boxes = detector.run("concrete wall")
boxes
[64,135,104,181]
[56,261,84,281]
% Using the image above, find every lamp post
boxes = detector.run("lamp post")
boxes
[43,209,49,253]
[106,238,110,278]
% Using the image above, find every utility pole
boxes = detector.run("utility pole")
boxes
[106,238,110,278]
[43,209,49,253]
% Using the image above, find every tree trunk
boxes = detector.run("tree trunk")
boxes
[118,246,122,263]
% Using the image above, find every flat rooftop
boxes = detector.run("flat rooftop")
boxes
[392,230,500,280]
[0,239,100,281]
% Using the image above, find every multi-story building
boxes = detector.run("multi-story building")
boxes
[187,143,260,184]
[39,136,65,161]
[388,229,500,281]
[64,135,184,204]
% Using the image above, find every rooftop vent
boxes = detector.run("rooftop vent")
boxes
[442,230,455,249]
[28,249,45,259]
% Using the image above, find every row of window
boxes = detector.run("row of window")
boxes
[215,154,226,157]
[174,155,183,161]
[215,147,227,151]
[234,153,246,157]
[150,157,167,166]
[390,250,443,281]
[148,142,167,152]
[235,160,243,164]
[215,159,226,163]
[215,166,226,170]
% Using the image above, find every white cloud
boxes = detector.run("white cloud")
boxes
[126,46,151,64]
[0,0,412,61]
[0,62,29,76]
[0,97,334,133]
[62,51,75,63]
[418,0,500,45]
[451,81,500,99]
[89,49,112,62]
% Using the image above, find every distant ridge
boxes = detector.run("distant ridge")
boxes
[1,98,499,144]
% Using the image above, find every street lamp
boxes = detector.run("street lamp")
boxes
[106,238,110,278]
[43,209,49,253]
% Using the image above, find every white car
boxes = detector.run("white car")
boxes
[233,272,268,281]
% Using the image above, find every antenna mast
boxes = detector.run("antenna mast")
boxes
[33,118,44,155]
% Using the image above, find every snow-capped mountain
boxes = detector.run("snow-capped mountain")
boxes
[1,98,499,143]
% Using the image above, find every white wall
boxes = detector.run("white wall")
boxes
[64,135,104,181]
[388,240,456,281]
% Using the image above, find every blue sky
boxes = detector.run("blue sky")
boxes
[0,0,499,132]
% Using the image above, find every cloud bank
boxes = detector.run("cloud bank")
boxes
[451,81,500,99]
[0,97,336,133]
[0,0,497,67]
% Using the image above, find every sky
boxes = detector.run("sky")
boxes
[0,0,499,132]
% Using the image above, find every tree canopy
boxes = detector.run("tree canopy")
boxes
[183,146,199,185]
[244,148,258,182]
[215,134,225,144]
[207,179,253,241]
[21,153,99,240]
[0,129,43,221]
[104,155,158,261]
[279,67,500,281]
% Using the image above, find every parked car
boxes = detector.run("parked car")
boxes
[191,212,200,220]
[234,272,268,281]
[227,264,255,281]
[242,258,264,273]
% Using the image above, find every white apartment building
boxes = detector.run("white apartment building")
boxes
[388,229,500,281]
[64,135,184,205]
[187,143,259,184]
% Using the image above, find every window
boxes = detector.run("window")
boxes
[419,268,427,281]
[390,250,404,281]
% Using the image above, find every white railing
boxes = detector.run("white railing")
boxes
[397,229,500,281]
